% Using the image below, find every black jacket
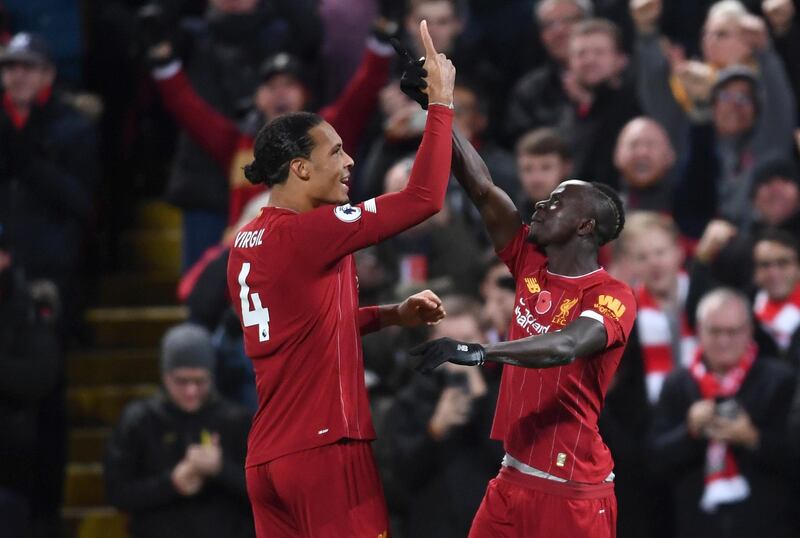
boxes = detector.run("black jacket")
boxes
[385,368,503,538]
[601,325,674,538]
[504,61,570,144]
[565,79,641,190]
[649,357,797,538]
[104,392,253,538]
[0,268,59,495]
[0,92,98,279]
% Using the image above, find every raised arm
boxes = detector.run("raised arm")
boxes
[451,127,524,251]
[391,38,523,251]
[293,21,456,266]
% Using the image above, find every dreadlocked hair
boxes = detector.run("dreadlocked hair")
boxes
[590,182,625,245]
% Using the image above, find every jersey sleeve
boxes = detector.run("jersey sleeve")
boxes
[358,306,382,335]
[578,280,637,349]
[496,224,547,279]
[290,106,454,268]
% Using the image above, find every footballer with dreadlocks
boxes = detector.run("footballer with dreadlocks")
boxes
[396,44,636,537]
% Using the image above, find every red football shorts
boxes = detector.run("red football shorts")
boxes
[469,466,616,538]
[246,439,390,538]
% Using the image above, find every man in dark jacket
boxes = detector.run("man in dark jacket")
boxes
[0,223,59,538]
[0,32,98,320]
[650,288,797,538]
[105,322,253,538]
[385,296,503,537]
[504,0,591,143]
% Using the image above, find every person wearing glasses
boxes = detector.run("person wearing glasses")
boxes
[104,323,254,538]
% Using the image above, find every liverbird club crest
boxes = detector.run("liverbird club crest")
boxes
[535,290,552,314]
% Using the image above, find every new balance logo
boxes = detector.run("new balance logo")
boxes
[524,277,540,294]
[457,344,469,352]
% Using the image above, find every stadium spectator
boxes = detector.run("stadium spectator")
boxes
[602,212,693,538]
[632,0,796,161]
[751,229,800,363]
[0,222,59,538]
[683,157,800,297]
[374,156,486,297]
[386,296,502,538]
[404,0,464,59]
[504,0,592,142]
[558,18,641,189]
[613,117,677,212]
[674,65,798,236]
[0,33,97,535]
[513,127,573,218]
[750,157,800,231]
[762,0,800,124]
[142,0,322,270]
[453,78,517,201]
[650,288,796,538]
[479,261,516,344]
[105,322,253,538]
[0,32,98,322]
[149,20,393,234]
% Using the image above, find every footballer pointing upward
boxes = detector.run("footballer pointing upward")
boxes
[399,47,636,536]
[227,21,455,538]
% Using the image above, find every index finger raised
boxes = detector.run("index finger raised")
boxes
[419,19,438,58]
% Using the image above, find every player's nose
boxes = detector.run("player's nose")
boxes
[343,150,354,170]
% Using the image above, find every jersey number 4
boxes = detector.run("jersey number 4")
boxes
[238,263,270,342]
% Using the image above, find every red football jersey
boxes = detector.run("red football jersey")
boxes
[226,107,453,467]
[491,224,636,483]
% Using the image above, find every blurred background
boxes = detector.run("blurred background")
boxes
[0,0,799,537]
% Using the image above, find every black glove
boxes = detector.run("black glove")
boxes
[410,337,486,373]
[391,38,429,110]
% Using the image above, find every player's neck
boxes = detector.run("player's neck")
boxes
[267,184,315,213]
[544,242,600,277]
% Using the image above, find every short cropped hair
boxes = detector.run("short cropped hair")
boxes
[754,228,800,259]
[696,288,751,327]
[516,128,572,160]
[619,211,679,244]
[570,18,623,52]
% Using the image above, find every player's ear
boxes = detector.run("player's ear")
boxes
[577,217,596,238]
[290,157,311,182]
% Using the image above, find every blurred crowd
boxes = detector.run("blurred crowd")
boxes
[1,0,800,537]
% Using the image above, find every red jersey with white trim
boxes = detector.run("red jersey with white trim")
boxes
[226,107,453,468]
[491,224,636,483]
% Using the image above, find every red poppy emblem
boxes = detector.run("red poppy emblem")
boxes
[535,290,552,314]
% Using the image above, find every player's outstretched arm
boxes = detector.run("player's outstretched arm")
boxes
[451,127,524,251]
[411,317,607,372]
[359,290,446,335]
[392,38,523,252]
